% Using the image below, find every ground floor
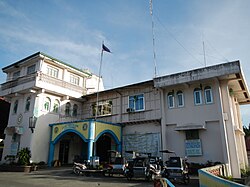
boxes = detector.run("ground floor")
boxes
[1,118,247,179]
[48,120,122,166]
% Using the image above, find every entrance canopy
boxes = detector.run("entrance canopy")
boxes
[48,119,122,166]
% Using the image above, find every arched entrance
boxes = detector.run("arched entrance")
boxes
[52,131,88,164]
[96,133,112,162]
[57,132,88,164]
[48,120,122,167]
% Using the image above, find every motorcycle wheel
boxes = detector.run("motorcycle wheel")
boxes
[126,173,132,181]
[183,174,190,185]
[73,167,81,176]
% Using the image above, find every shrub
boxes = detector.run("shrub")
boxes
[17,147,31,166]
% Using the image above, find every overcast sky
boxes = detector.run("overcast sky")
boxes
[1,0,250,125]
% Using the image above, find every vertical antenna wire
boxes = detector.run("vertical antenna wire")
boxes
[202,33,207,67]
[202,41,207,67]
[150,0,158,78]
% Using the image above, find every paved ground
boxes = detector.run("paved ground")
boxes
[0,167,199,187]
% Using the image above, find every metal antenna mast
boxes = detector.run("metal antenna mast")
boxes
[150,0,157,78]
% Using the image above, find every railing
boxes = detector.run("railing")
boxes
[38,73,87,94]
[0,72,87,95]
[0,73,36,90]
[199,165,246,187]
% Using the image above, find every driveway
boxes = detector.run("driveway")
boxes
[0,167,199,187]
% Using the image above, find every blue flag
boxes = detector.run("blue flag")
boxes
[102,44,111,53]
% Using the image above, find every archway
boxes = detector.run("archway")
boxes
[96,133,118,163]
[54,131,88,164]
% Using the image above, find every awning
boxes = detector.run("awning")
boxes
[4,126,24,135]
[174,123,206,131]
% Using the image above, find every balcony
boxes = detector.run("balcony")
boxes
[38,73,87,95]
[0,72,87,96]
[0,73,36,91]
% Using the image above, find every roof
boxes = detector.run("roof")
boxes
[154,61,242,87]
[2,52,92,76]
[83,79,154,98]
[154,61,250,104]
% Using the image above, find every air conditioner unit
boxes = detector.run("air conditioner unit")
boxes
[126,108,134,113]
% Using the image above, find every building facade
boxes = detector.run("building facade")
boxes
[0,52,249,178]
[0,52,103,164]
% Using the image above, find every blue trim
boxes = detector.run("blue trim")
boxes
[48,119,122,166]
[48,126,54,166]
[53,129,88,144]
[49,119,121,127]
[48,142,54,167]
[198,169,246,187]
[94,129,120,145]
[88,140,94,160]
[89,120,95,140]
[49,119,92,126]
[164,178,175,187]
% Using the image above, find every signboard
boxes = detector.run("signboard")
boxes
[185,139,202,156]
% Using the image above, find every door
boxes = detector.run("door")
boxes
[59,140,69,164]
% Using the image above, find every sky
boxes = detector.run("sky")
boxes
[1,0,250,126]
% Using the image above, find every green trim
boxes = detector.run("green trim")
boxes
[2,51,92,76]
[40,52,92,76]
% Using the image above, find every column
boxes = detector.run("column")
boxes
[87,120,95,160]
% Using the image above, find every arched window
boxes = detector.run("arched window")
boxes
[167,92,174,108]
[204,86,213,104]
[25,96,31,111]
[44,97,51,112]
[73,104,78,117]
[65,102,71,116]
[13,100,18,114]
[177,91,184,107]
[194,88,202,105]
[53,99,60,113]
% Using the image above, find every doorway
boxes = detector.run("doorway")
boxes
[59,140,69,164]
[96,134,112,163]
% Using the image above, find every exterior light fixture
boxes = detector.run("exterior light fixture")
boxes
[29,116,37,133]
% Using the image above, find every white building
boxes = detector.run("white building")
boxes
[0,52,103,164]
[0,52,249,178]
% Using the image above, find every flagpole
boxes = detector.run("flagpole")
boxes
[95,43,104,120]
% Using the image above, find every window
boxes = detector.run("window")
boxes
[53,99,60,113]
[177,91,184,107]
[65,102,71,116]
[194,88,202,105]
[44,97,51,112]
[27,64,36,75]
[73,104,78,117]
[167,92,174,108]
[46,65,59,78]
[70,74,80,86]
[13,71,20,80]
[185,130,199,140]
[129,94,144,111]
[204,86,213,104]
[92,100,112,116]
[25,96,31,111]
[13,100,18,114]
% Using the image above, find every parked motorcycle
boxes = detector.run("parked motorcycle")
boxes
[124,156,161,181]
[72,162,87,176]
[145,163,161,181]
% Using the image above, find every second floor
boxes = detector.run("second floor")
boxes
[0,52,103,98]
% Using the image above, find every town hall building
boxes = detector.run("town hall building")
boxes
[0,52,249,178]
